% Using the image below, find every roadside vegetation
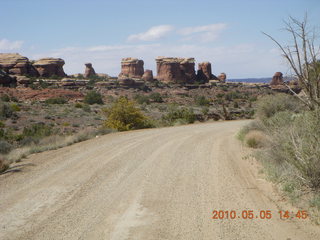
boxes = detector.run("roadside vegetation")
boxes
[239,15,320,224]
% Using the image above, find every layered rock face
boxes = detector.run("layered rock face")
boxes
[142,69,154,82]
[33,58,66,78]
[218,73,227,82]
[84,63,96,78]
[118,58,144,79]
[0,69,16,85]
[197,62,213,82]
[270,72,284,85]
[0,53,38,76]
[156,57,196,83]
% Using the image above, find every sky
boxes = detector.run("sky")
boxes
[1,0,320,78]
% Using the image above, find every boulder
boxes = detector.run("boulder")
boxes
[0,69,16,85]
[142,69,154,82]
[118,77,136,86]
[0,53,38,76]
[156,57,195,84]
[33,58,66,78]
[218,73,227,82]
[270,72,284,85]
[16,76,31,85]
[119,58,144,79]
[84,63,96,78]
[197,62,214,82]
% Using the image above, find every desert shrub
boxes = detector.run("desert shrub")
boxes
[84,91,104,105]
[149,92,163,103]
[162,106,195,125]
[22,123,53,138]
[255,94,301,122]
[262,109,320,189]
[237,121,264,141]
[0,157,9,173]
[194,96,210,106]
[0,140,13,154]
[1,94,11,102]
[244,130,267,148]
[0,101,14,119]
[10,103,20,111]
[45,97,67,104]
[103,97,153,131]
[134,94,150,104]
[74,102,83,108]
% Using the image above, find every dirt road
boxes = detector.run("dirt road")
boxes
[1,120,320,239]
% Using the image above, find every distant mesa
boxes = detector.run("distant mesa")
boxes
[118,57,144,79]
[270,72,284,85]
[84,63,96,78]
[33,58,66,78]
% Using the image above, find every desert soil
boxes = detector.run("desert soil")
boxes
[1,120,320,240]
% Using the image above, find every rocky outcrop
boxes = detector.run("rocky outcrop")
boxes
[197,62,214,82]
[270,72,283,85]
[156,57,196,83]
[0,53,38,77]
[84,63,96,78]
[217,73,227,82]
[142,69,154,82]
[119,58,144,79]
[0,69,16,86]
[33,58,66,78]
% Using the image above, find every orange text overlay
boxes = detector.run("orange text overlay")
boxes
[212,210,308,220]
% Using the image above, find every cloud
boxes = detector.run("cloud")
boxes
[127,25,174,42]
[0,38,24,51]
[179,23,227,42]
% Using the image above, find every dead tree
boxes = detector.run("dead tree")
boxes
[263,14,320,110]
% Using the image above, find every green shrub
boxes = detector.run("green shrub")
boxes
[74,102,83,108]
[262,109,320,189]
[194,96,210,106]
[10,103,20,111]
[103,97,153,131]
[0,101,14,119]
[45,97,67,104]
[255,94,301,122]
[162,106,195,125]
[0,140,13,154]
[134,94,150,104]
[22,123,53,138]
[84,91,103,105]
[149,92,163,103]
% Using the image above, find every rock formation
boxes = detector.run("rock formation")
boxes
[197,62,214,82]
[217,73,227,82]
[119,58,144,79]
[156,57,196,83]
[84,63,96,78]
[0,69,16,86]
[33,58,66,78]
[142,69,154,82]
[0,53,38,76]
[270,72,284,85]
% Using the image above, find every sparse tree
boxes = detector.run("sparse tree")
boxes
[263,14,320,110]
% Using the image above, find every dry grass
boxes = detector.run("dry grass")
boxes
[244,130,268,148]
[0,157,9,173]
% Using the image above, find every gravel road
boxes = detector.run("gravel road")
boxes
[1,120,320,239]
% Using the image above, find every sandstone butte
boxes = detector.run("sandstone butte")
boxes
[33,58,66,78]
[0,53,38,77]
[118,57,144,79]
[270,72,284,85]
[84,63,96,78]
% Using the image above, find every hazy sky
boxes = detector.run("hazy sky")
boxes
[1,0,319,78]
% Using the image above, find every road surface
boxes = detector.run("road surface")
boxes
[1,120,320,239]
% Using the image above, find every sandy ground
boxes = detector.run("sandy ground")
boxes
[1,120,320,240]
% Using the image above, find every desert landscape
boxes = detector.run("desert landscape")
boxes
[1,0,320,239]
